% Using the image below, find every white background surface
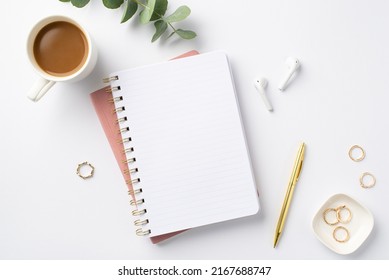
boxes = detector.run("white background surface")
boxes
[0,0,388,260]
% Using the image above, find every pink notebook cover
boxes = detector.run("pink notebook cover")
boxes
[90,50,199,244]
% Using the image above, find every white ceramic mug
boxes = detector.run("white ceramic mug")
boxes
[27,15,97,102]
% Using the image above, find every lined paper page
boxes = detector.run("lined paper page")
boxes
[111,51,259,237]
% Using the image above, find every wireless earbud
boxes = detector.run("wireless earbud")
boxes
[278,57,300,91]
[254,77,273,111]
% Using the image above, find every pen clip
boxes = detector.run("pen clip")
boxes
[295,159,303,182]
[294,143,305,182]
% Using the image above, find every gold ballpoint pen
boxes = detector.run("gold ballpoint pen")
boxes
[273,142,306,248]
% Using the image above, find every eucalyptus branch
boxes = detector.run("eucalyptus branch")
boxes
[132,0,147,9]
[59,0,196,42]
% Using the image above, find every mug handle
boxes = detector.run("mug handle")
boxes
[27,77,56,102]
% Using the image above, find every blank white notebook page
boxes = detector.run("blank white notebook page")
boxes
[111,51,259,237]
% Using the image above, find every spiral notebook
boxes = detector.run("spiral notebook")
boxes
[100,51,259,238]
[91,51,197,243]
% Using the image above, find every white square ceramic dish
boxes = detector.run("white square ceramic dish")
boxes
[312,193,374,255]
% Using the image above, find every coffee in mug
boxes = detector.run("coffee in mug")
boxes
[33,21,88,77]
[27,16,97,102]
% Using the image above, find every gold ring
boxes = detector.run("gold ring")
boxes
[348,145,365,162]
[360,172,376,188]
[333,226,350,243]
[323,208,339,225]
[76,161,95,179]
[336,205,352,224]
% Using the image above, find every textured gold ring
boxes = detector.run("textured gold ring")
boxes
[76,162,95,179]
[348,145,365,162]
[360,172,376,188]
[323,208,339,226]
[333,226,350,243]
[336,205,352,224]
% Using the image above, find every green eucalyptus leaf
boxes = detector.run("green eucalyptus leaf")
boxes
[121,0,138,23]
[70,0,90,8]
[139,0,156,24]
[59,0,196,43]
[167,31,175,39]
[151,20,167,42]
[165,5,190,23]
[175,29,196,40]
[150,0,168,21]
[103,0,124,9]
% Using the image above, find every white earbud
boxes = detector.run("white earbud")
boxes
[278,57,300,91]
[254,77,273,111]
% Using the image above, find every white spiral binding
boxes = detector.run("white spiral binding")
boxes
[104,76,151,237]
